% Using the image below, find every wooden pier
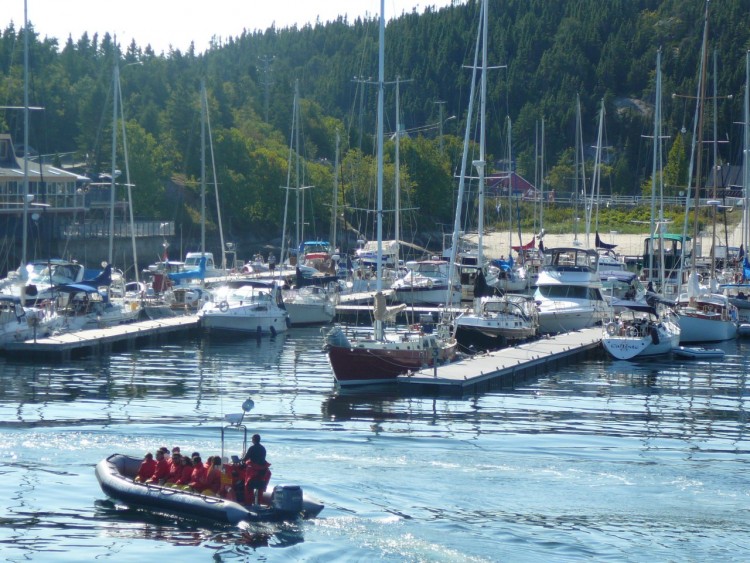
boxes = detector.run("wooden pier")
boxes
[397,327,602,394]
[2,315,200,360]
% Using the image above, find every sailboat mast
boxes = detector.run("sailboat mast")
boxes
[204,86,227,270]
[710,49,719,283]
[475,0,488,270]
[692,6,710,253]
[332,131,340,253]
[539,118,545,236]
[117,63,139,284]
[295,79,302,250]
[574,94,587,246]
[744,51,750,252]
[109,65,119,265]
[279,86,298,271]
[200,80,207,259]
[21,0,29,268]
[375,0,384,293]
[447,0,482,304]
[649,50,659,287]
[649,49,666,292]
[395,77,401,260]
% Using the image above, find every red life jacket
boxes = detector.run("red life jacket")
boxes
[136,458,157,481]
[245,461,271,486]
[150,458,170,482]
[189,464,208,490]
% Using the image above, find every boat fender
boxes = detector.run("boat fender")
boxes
[285,316,291,328]
[270,325,277,337]
[650,326,660,345]
[219,300,229,312]
[605,322,618,336]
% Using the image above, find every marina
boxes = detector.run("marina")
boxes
[1,327,748,560]
[2,0,750,559]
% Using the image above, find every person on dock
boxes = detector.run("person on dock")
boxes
[134,452,156,482]
[268,253,276,273]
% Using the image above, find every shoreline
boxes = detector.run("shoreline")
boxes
[470,224,744,260]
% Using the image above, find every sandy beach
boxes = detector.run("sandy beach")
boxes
[471,222,744,260]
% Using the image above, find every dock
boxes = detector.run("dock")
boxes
[397,327,602,394]
[3,315,200,360]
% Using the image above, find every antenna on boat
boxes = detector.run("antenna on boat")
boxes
[221,397,255,461]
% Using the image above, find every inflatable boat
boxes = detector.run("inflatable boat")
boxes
[95,453,324,525]
[672,346,726,360]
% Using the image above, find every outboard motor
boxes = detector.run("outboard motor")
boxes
[272,485,303,513]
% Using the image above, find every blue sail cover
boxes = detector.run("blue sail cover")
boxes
[744,256,750,282]
[490,255,514,272]
[168,257,206,281]
[79,264,113,287]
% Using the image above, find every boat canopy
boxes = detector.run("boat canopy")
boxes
[611,299,657,316]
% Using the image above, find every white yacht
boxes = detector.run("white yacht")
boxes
[392,260,461,305]
[199,280,289,336]
[534,247,612,334]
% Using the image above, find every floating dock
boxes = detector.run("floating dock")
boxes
[2,315,200,360]
[397,327,602,394]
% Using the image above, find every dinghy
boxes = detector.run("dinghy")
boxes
[95,398,323,524]
[672,346,726,359]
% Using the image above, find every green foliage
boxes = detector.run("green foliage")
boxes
[1,0,748,242]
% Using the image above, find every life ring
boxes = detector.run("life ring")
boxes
[626,326,639,337]
[605,322,618,336]
[219,300,229,313]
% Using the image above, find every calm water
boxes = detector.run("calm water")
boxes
[1,327,749,561]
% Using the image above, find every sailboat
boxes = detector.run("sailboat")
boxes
[674,4,737,343]
[452,0,538,348]
[278,80,336,325]
[718,53,750,328]
[602,50,680,359]
[323,0,457,387]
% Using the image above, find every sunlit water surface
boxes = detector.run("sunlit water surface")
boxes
[1,328,749,561]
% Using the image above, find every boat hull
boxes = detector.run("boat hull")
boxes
[95,454,323,524]
[677,314,737,343]
[200,308,289,335]
[602,331,679,359]
[326,338,457,386]
[537,303,608,334]
[392,285,461,306]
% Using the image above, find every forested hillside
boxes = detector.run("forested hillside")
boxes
[1,0,749,246]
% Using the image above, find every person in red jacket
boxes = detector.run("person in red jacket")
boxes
[134,452,157,482]
[164,452,182,485]
[244,459,271,505]
[149,449,171,484]
[202,456,222,496]
[188,455,208,492]
[175,456,194,488]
